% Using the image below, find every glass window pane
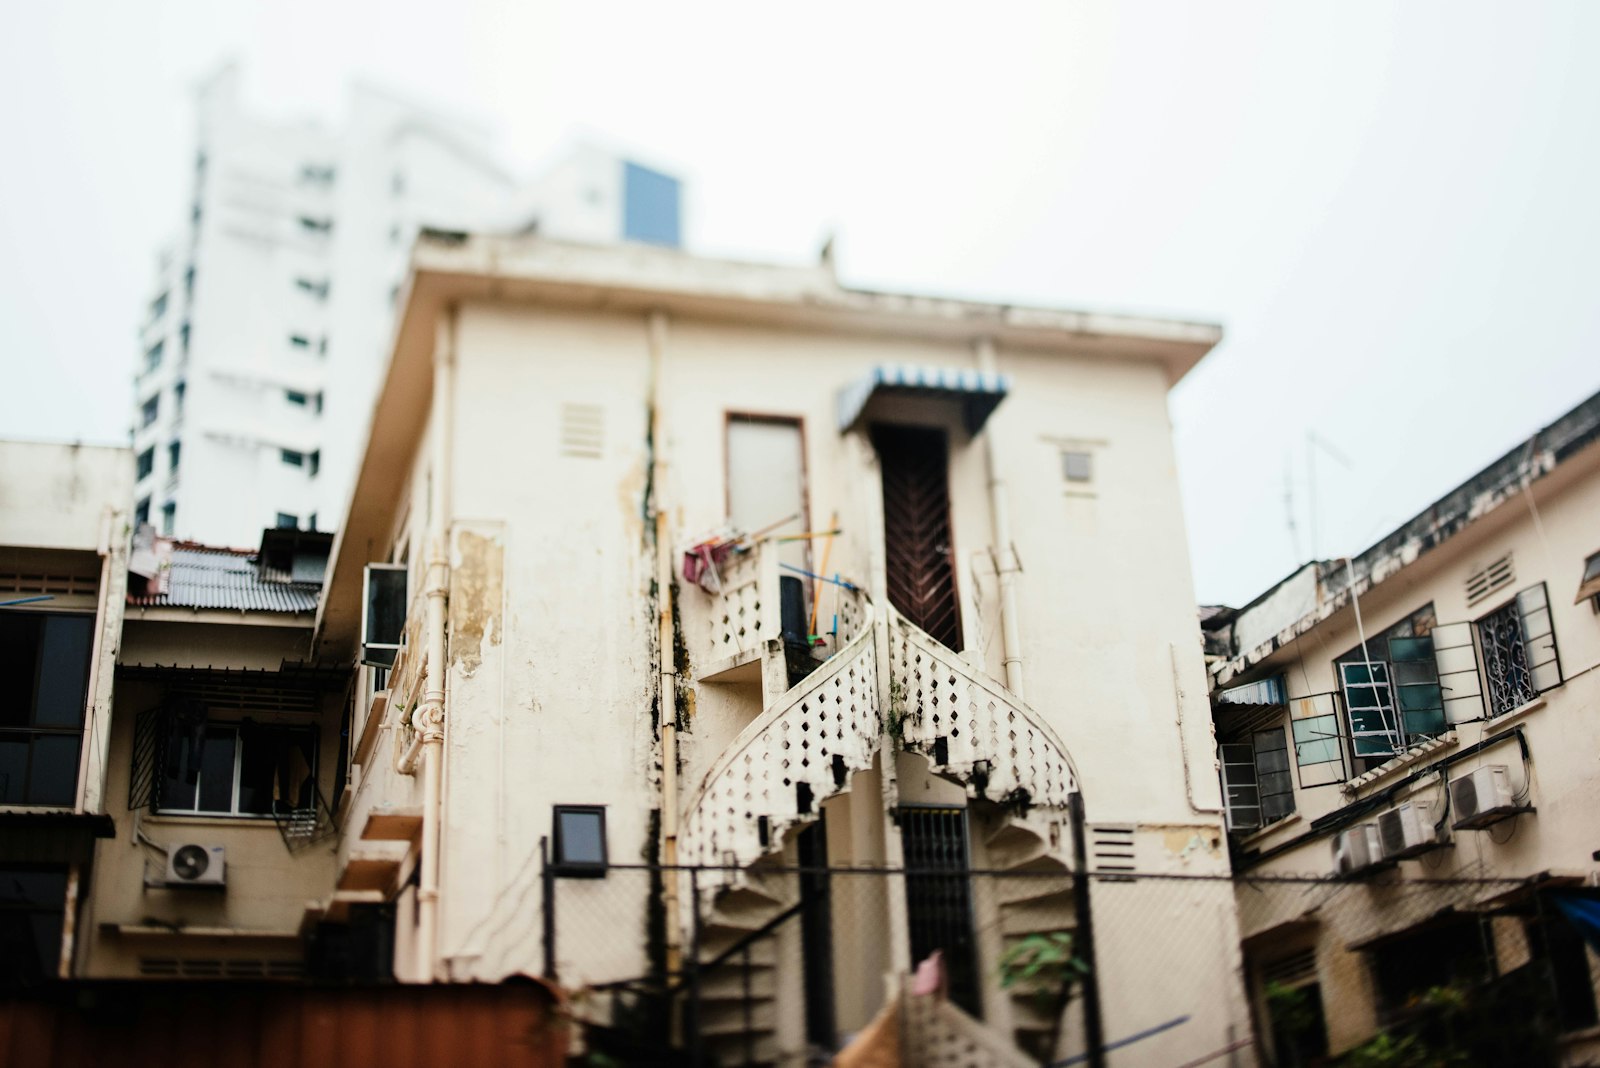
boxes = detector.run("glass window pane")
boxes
[0,738,27,804]
[159,728,197,811]
[0,615,41,729]
[34,616,93,727]
[197,728,237,814]
[557,810,605,866]
[27,735,80,806]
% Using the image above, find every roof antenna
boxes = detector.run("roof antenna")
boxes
[818,230,837,276]
[1306,430,1352,562]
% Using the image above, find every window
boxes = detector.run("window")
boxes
[1574,549,1600,607]
[299,164,336,184]
[140,395,159,427]
[308,450,320,478]
[1289,692,1347,787]
[281,449,304,467]
[161,501,176,536]
[174,380,186,413]
[552,805,608,876]
[135,447,155,480]
[144,340,164,374]
[179,323,190,356]
[156,720,318,817]
[134,497,150,527]
[1477,583,1562,716]
[307,513,318,532]
[285,390,308,407]
[0,613,94,807]
[297,216,333,235]
[1220,727,1294,831]
[1061,450,1093,483]
[1335,603,1440,760]
[167,440,180,473]
[0,867,68,990]
[314,391,324,414]
[275,513,298,530]
[150,291,169,321]
[289,335,311,350]
[184,266,195,299]
[294,277,329,300]
[361,564,407,667]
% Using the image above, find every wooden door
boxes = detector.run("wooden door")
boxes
[874,425,962,651]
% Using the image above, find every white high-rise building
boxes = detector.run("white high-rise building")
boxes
[130,65,682,546]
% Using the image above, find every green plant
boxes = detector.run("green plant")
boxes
[1264,980,1318,1037]
[999,931,1089,1063]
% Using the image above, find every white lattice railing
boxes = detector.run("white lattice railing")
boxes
[888,606,1078,814]
[680,588,880,881]
[697,543,779,670]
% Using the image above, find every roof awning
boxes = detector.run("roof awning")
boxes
[1575,550,1600,605]
[836,365,1009,435]
[1216,675,1287,709]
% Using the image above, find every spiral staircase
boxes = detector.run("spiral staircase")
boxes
[679,540,1083,1064]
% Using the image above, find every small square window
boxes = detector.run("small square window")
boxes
[286,390,308,406]
[552,805,607,876]
[281,449,304,467]
[276,513,298,530]
[1062,450,1093,483]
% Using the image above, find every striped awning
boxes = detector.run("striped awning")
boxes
[836,365,1010,435]
[1216,674,1287,709]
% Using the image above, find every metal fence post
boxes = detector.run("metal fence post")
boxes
[688,867,704,1068]
[540,836,556,981]
[1069,791,1107,1068]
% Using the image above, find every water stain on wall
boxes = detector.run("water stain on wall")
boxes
[451,528,503,676]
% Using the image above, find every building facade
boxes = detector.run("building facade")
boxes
[1206,390,1600,1064]
[131,65,682,548]
[302,233,1252,1063]
[0,440,129,987]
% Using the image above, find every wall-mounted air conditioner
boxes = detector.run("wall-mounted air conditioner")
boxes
[165,844,226,888]
[1449,765,1521,829]
[1332,824,1383,876]
[1378,801,1444,859]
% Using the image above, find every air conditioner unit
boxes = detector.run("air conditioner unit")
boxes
[165,843,226,888]
[1332,824,1383,876]
[1378,801,1443,859]
[1450,765,1518,829]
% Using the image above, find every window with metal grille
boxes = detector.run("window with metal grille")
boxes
[897,805,981,1017]
[1477,583,1562,716]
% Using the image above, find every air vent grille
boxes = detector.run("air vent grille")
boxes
[1089,823,1136,879]
[559,403,605,459]
[139,957,304,980]
[0,572,98,596]
[1465,553,1514,607]
[1261,947,1317,987]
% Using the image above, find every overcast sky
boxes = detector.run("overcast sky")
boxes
[3,2,1597,606]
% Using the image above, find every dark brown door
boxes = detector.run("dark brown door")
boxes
[874,425,962,651]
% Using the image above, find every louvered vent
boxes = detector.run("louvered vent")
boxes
[0,571,97,596]
[559,403,604,459]
[139,957,304,980]
[1465,553,1514,607]
[1090,823,1136,879]
[1261,947,1317,987]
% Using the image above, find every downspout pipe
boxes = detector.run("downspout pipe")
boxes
[414,308,455,981]
[647,311,682,975]
[976,337,1025,699]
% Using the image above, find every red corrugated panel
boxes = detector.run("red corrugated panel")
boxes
[0,981,569,1068]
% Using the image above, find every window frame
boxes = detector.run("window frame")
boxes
[1334,603,1441,760]
[551,805,608,877]
[0,611,95,808]
[1475,582,1563,717]
[154,719,320,820]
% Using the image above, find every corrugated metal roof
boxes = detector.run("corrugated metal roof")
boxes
[128,546,321,613]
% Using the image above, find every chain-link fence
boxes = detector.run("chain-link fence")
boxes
[543,859,1599,1067]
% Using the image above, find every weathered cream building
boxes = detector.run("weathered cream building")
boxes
[0,440,129,986]
[300,233,1252,1063]
[1206,389,1600,1065]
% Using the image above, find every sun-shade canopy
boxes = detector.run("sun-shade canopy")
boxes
[836,365,1009,435]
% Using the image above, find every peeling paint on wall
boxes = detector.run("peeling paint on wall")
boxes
[450,528,504,677]
[1157,824,1224,859]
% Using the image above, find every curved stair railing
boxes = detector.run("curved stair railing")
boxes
[680,585,880,882]
[887,605,1079,836]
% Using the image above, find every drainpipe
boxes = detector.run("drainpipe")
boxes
[414,308,456,981]
[976,337,1025,699]
[647,311,682,975]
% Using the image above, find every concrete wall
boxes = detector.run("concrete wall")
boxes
[0,441,130,552]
